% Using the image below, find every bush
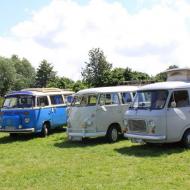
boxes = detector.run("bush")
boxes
[0,97,4,107]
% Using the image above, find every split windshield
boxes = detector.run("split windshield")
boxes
[131,90,168,110]
[71,94,97,107]
[3,95,35,108]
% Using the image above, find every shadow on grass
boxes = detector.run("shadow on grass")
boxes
[54,136,126,148]
[115,143,185,157]
[0,133,37,144]
[0,127,67,144]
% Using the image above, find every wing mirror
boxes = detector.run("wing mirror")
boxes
[97,105,107,112]
[171,101,176,108]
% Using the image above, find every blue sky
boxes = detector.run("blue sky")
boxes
[0,0,190,80]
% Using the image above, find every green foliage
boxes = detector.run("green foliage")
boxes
[72,80,88,92]
[0,57,16,96]
[35,60,56,88]
[0,97,4,107]
[0,133,189,190]
[11,55,36,90]
[48,76,74,89]
[123,67,133,81]
[82,48,112,87]
[109,68,125,85]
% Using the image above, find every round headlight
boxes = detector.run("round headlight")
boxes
[24,118,30,124]
[148,120,155,127]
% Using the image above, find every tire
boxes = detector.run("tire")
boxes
[107,125,119,143]
[181,130,190,148]
[41,123,49,137]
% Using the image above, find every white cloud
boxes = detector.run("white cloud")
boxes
[1,0,190,80]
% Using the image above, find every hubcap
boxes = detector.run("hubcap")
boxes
[111,128,118,141]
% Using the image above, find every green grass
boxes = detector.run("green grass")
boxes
[0,130,190,190]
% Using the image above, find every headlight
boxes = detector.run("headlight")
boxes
[123,119,128,126]
[24,118,30,124]
[148,120,156,134]
[148,120,155,127]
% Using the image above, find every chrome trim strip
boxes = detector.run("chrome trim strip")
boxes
[124,133,166,140]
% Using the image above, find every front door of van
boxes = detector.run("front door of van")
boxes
[96,93,122,133]
[166,90,190,141]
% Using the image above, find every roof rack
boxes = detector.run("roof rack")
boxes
[21,88,64,93]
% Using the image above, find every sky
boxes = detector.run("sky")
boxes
[0,0,190,80]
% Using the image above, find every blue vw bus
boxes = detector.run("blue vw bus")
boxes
[0,88,74,137]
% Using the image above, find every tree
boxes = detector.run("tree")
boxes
[11,55,36,90]
[123,67,133,81]
[109,68,125,85]
[72,80,88,92]
[35,60,56,87]
[81,48,112,87]
[48,76,74,89]
[0,57,16,96]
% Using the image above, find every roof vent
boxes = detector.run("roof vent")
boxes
[164,68,190,82]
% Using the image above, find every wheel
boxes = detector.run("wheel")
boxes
[181,130,190,148]
[9,133,18,138]
[41,123,49,137]
[107,126,119,143]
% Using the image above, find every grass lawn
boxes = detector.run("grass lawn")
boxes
[0,130,190,190]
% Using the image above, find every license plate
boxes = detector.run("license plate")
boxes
[131,138,144,144]
[6,126,15,131]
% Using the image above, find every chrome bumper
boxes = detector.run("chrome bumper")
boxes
[0,128,35,133]
[67,128,106,138]
[124,133,166,140]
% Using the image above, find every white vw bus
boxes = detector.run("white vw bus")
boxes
[67,86,137,142]
[124,68,190,148]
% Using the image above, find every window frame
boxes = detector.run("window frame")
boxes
[98,92,120,106]
[168,90,190,108]
[37,96,49,107]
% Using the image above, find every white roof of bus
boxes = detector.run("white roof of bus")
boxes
[138,81,190,91]
[7,88,74,96]
[75,86,138,95]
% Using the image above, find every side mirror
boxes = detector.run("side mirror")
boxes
[171,101,176,108]
[97,105,107,112]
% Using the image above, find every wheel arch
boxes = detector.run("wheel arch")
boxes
[107,122,121,134]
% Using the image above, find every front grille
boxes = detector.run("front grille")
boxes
[128,120,146,133]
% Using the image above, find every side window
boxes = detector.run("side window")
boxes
[88,95,97,106]
[98,93,119,105]
[121,92,132,104]
[50,95,64,105]
[168,90,189,108]
[111,93,120,104]
[37,96,49,107]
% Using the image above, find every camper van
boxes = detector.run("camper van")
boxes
[0,88,73,137]
[67,86,137,142]
[124,68,190,148]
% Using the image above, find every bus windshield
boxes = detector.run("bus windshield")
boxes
[3,95,35,108]
[130,90,168,110]
[71,94,97,107]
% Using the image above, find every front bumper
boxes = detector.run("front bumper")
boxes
[124,133,166,140]
[0,128,35,133]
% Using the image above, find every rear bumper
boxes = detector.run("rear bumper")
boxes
[0,128,35,133]
[124,133,166,140]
